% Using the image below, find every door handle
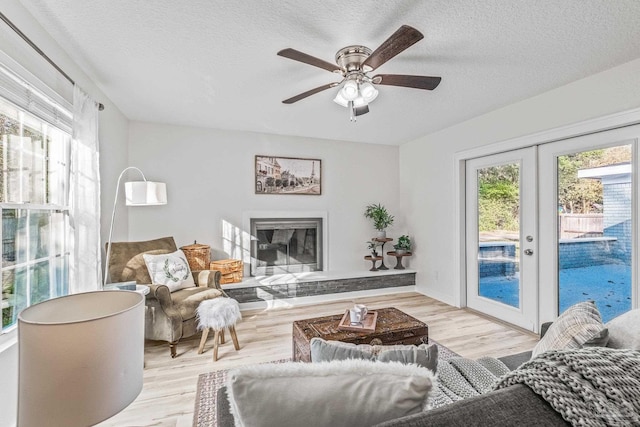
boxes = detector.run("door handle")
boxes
[524,249,534,256]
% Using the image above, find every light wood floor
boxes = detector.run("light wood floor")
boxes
[98,292,538,427]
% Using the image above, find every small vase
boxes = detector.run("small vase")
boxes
[376,230,386,239]
[395,249,407,255]
[371,251,378,258]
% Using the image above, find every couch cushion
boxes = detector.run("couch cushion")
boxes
[143,249,196,291]
[108,236,177,283]
[171,287,223,320]
[310,338,438,372]
[226,359,434,427]
[606,308,640,350]
[532,301,606,357]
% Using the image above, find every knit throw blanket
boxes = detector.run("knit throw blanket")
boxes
[430,357,510,409]
[495,347,640,426]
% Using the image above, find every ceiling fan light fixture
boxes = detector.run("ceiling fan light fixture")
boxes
[360,82,378,103]
[353,96,367,108]
[333,91,349,107]
[341,79,359,101]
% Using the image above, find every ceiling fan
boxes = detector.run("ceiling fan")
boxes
[277,25,441,122]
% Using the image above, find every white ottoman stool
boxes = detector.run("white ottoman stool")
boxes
[197,298,242,361]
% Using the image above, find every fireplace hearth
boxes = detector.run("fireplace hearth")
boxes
[250,217,323,276]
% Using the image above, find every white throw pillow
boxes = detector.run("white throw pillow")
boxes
[143,249,195,292]
[226,359,434,427]
[606,308,640,350]
[532,300,606,357]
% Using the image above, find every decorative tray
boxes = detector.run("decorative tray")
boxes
[337,310,378,332]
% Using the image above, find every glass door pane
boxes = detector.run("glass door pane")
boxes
[557,145,632,322]
[477,163,521,308]
[466,147,537,330]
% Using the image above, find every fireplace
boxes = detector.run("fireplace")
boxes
[250,217,323,276]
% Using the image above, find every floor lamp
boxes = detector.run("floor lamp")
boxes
[18,291,145,427]
[104,166,167,288]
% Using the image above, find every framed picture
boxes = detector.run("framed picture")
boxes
[255,155,321,195]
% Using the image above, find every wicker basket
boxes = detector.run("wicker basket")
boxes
[180,241,211,271]
[210,259,243,283]
[219,272,243,284]
[210,259,243,275]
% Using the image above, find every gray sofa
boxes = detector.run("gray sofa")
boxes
[216,323,557,427]
[216,310,640,426]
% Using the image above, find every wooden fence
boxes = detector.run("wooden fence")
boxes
[559,214,603,239]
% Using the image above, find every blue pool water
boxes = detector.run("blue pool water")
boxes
[479,263,632,323]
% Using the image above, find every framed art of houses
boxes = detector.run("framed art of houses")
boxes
[255,155,321,195]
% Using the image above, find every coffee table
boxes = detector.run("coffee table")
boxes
[292,307,429,362]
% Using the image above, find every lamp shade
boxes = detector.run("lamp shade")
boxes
[124,181,167,206]
[18,291,144,427]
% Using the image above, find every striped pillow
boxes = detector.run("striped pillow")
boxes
[532,301,606,357]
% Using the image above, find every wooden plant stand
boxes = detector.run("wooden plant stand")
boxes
[373,237,393,270]
[364,255,382,271]
[387,251,412,270]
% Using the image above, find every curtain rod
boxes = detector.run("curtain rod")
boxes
[0,11,105,111]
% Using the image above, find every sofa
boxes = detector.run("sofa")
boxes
[215,303,640,426]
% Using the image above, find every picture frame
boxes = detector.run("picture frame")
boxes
[255,155,321,195]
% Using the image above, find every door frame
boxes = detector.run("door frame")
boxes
[454,107,640,326]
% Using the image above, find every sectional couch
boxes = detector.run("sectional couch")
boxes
[216,304,639,426]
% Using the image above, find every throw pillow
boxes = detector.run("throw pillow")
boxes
[142,249,196,292]
[310,338,438,372]
[532,300,606,357]
[606,308,640,350]
[226,359,434,427]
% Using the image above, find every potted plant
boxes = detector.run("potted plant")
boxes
[364,203,394,238]
[367,240,380,257]
[394,235,411,255]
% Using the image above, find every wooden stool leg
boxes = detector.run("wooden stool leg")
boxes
[229,325,240,351]
[219,329,225,344]
[213,330,221,361]
[198,329,210,354]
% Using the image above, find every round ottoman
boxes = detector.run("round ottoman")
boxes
[197,297,242,361]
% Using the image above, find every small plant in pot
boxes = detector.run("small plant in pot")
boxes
[364,203,394,238]
[394,235,412,255]
[367,240,380,257]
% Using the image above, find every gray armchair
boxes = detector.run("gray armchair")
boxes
[106,236,225,358]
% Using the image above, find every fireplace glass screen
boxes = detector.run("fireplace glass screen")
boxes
[250,218,322,276]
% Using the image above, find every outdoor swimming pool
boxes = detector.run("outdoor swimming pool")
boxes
[479,263,631,322]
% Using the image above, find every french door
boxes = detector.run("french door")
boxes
[539,127,637,324]
[465,147,538,330]
[465,125,639,330]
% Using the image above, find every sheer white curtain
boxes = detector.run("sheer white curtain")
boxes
[69,85,102,293]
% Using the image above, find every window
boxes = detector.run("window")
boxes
[0,96,71,332]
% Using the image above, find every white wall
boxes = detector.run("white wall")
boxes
[0,3,129,426]
[400,57,640,306]
[128,122,402,272]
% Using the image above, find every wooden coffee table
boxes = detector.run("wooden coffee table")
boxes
[292,307,428,362]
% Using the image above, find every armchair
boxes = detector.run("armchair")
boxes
[106,236,225,358]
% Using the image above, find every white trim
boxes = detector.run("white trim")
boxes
[455,107,640,160]
[454,106,640,311]
[0,329,17,353]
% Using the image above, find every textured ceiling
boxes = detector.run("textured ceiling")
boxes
[18,0,640,145]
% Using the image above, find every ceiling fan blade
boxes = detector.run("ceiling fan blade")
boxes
[277,48,339,73]
[373,74,441,90]
[362,25,424,71]
[282,83,338,104]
